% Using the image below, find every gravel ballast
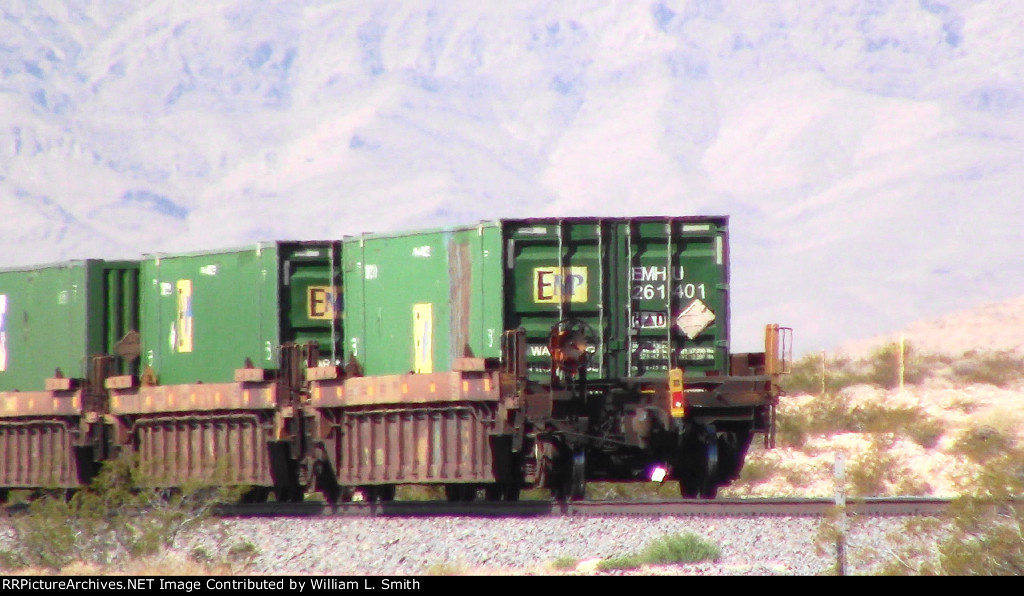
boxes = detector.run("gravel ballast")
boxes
[173,514,940,575]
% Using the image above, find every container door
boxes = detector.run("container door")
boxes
[341,225,503,377]
[504,218,729,383]
[142,249,276,384]
[504,220,606,382]
[617,219,729,378]
[0,261,141,391]
[0,264,89,390]
[94,262,141,377]
[279,242,343,367]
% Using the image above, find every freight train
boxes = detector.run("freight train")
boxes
[0,217,790,503]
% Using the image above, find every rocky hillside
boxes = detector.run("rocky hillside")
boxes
[834,295,1024,359]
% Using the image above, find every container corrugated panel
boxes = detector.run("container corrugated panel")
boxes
[140,242,341,385]
[331,403,498,485]
[342,225,503,377]
[132,412,274,486]
[0,419,81,488]
[0,260,139,391]
[343,217,729,382]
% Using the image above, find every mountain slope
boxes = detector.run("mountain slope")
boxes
[1,1,1021,354]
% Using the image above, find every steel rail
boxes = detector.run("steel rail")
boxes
[213,497,956,518]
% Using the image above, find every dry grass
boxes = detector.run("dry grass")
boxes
[2,554,233,576]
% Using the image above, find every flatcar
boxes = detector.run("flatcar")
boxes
[0,217,789,503]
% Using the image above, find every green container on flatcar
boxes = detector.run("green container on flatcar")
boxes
[0,260,140,391]
[140,242,342,385]
[343,217,730,381]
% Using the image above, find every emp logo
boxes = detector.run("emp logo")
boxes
[533,267,588,304]
[307,286,339,320]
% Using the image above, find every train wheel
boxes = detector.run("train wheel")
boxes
[240,487,271,504]
[0,489,8,504]
[715,431,752,484]
[313,456,347,504]
[274,483,304,503]
[324,486,355,504]
[569,450,586,500]
[485,483,522,502]
[678,424,719,499]
[553,449,586,501]
[697,478,719,499]
[320,482,348,505]
[444,484,477,502]
[528,438,559,491]
[368,485,396,502]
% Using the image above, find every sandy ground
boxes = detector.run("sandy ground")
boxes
[724,376,1023,498]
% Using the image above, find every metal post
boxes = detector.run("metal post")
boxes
[821,349,826,395]
[898,336,905,391]
[834,452,847,576]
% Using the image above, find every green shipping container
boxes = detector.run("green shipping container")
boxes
[141,242,342,385]
[343,217,730,381]
[0,260,139,391]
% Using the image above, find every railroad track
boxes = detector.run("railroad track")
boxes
[216,497,954,518]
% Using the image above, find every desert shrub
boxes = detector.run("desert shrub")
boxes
[186,539,262,575]
[596,554,645,571]
[737,457,778,484]
[781,354,827,395]
[863,343,930,389]
[819,512,951,575]
[777,393,855,447]
[850,403,944,448]
[937,506,1024,575]
[778,392,942,449]
[776,411,810,448]
[597,532,720,571]
[792,347,1024,392]
[813,506,846,561]
[848,437,901,497]
[903,414,945,449]
[783,354,863,395]
[868,518,947,576]
[584,481,681,501]
[875,446,1024,575]
[396,485,445,501]
[1,456,243,572]
[937,447,1024,575]
[225,539,261,570]
[425,560,469,575]
[893,474,933,496]
[189,545,216,565]
[549,555,579,571]
[0,549,24,570]
[784,342,942,395]
[951,425,1014,464]
[952,351,1024,388]
[783,467,813,489]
